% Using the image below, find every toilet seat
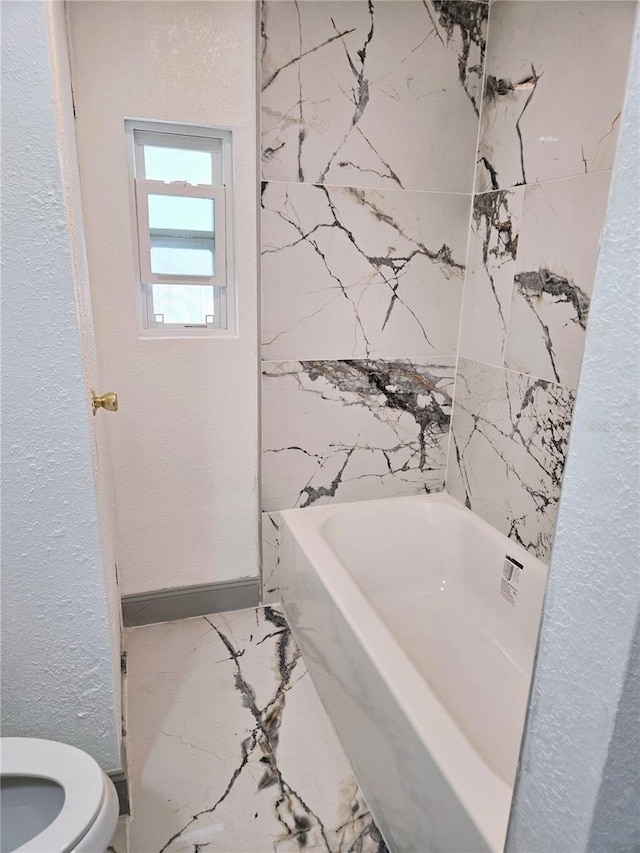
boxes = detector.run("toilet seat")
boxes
[2,738,106,853]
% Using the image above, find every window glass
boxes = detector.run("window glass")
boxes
[151,284,215,325]
[143,145,212,185]
[150,245,213,277]
[147,195,214,234]
[147,195,216,277]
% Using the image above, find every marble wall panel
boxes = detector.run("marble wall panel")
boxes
[262,181,469,360]
[460,172,611,389]
[458,186,524,366]
[261,0,487,192]
[451,0,636,558]
[475,1,636,192]
[263,358,456,512]
[447,358,575,562]
[261,511,281,604]
[504,171,612,388]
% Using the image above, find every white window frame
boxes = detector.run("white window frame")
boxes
[135,180,227,288]
[125,119,237,338]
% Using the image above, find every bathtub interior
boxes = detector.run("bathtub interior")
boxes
[291,494,548,788]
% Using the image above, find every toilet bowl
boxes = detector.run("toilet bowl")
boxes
[1,738,119,853]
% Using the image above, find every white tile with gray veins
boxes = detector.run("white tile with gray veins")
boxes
[262,358,455,512]
[458,186,524,367]
[261,182,469,360]
[262,511,281,604]
[475,1,636,193]
[125,607,387,852]
[447,358,575,562]
[261,0,487,193]
[505,172,612,389]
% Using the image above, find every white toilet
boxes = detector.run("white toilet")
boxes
[1,738,119,853]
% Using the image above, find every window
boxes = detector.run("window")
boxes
[126,121,235,335]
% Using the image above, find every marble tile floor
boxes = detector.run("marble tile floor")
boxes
[111,606,387,853]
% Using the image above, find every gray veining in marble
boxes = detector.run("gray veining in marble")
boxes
[262,181,469,360]
[262,511,281,604]
[262,0,487,193]
[125,607,388,852]
[447,358,575,562]
[475,1,636,192]
[263,358,455,512]
[459,186,524,367]
[504,171,612,388]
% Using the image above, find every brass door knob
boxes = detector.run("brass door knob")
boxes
[91,389,118,416]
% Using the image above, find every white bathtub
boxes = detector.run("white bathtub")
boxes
[279,492,547,852]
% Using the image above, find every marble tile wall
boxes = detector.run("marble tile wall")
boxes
[261,183,469,361]
[263,359,456,512]
[260,0,489,601]
[474,1,634,194]
[448,359,575,562]
[450,0,636,561]
[261,0,487,193]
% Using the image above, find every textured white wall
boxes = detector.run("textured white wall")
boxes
[46,0,123,761]
[587,610,640,852]
[507,13,640,851]
[1,0,121,771]
[66,1,259,597]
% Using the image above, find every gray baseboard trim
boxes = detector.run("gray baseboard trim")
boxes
[121,577,260,628]
[107,769,130,816]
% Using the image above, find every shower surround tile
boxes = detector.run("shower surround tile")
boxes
[262,182,469,360]
[475,1,636,192]
[504,172,611,389]
[261,0,487,193]
[125,607,387,852]
[447,358,575,562]
[459,186,524,366]
[262,358,455,512]
[262,511,281,604]
[460,172,611,388]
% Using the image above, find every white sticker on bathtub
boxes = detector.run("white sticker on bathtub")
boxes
[501,555,524,605]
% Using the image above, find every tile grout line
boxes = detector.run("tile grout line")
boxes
[457,354,579,394]
[260,355,458,366]
[444,0,493,494]
[471,166,614,197]
[259,176,474,198]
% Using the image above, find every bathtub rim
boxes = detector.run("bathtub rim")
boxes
[280,491,536,853]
